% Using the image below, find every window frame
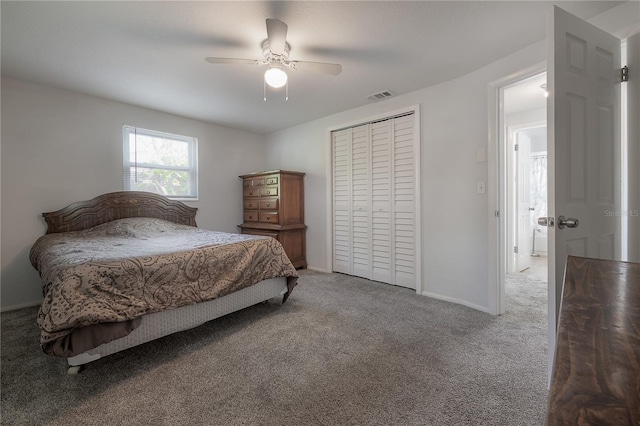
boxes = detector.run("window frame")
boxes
[123,125,198,201]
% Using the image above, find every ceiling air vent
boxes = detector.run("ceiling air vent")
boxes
[367,90,394,102]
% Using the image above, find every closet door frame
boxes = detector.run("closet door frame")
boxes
[325,105,422,294]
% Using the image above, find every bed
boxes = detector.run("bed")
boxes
[29,191,298,374]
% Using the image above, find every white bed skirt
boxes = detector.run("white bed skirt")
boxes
[67,277,288,367]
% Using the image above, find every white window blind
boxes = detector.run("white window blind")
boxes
[123,126,198,200]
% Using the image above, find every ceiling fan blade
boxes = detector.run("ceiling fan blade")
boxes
[205,57,259,65]
[290,61,342,76]
[266,19,288,55]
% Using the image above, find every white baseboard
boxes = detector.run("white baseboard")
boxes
[421,291,492,315]
[1,300,42,313]
[306,266,328,273]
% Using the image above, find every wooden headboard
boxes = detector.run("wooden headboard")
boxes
[42,191,198,234]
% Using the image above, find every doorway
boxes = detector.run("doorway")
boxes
[502,72,548,311]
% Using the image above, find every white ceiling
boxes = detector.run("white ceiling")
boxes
[504,72,548,116]
[1,1,623,135]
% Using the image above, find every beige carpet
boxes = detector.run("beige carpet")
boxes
[1,270,548,425]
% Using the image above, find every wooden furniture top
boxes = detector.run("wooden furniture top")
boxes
[546,255,640,425]
[239,170,305,178]
[42,191,198,234]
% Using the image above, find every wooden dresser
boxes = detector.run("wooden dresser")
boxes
[546,256,640,425]
[238,170,306,269]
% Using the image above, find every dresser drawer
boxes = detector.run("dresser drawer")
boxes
[243,188,260,198]
[244,199,259,210]
[260,187,278,197]
[259,212,279,224]
[265,176,278,185]
[243,178,265,187]
[259,199,279,210]
[242,229,279,239]
[244,211,259,222]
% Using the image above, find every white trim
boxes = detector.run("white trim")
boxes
[487,62,546,316]
[413,106,422,295]
[325,130,334,273]
[421,291,491,314]
[306,266,328,273]
[325,104,422,293]
[122,125,199,200]
[1,300,42,312]
[326,105,420,134]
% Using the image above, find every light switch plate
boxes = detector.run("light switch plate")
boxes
[477,180,486,194]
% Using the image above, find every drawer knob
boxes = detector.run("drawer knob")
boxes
[266,203,270,207]
[266,191,270,194]
[266,216,271,220]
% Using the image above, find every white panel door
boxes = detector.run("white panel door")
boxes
[351,124,371,279]
[515,132,532,272]
[332,129,352,274]
[392,114,417,288]
[547,6,621,370]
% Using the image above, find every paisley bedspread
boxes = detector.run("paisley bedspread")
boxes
[29,217,298,355]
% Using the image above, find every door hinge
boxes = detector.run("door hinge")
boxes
[513,246,518,254]
[621,65,629,82]
[514,144,519,151]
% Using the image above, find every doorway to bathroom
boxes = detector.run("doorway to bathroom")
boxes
[503,72,548,308]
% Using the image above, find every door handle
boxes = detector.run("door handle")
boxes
[538,217,554,228]
[557,216,579,229]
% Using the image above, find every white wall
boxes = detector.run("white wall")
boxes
[1,77,265,310]
[264,41,547,313]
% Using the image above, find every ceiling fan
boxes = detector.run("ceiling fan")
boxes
[205,19,342,98]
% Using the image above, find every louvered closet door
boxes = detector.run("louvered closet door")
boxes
[332,129,351,274]
[332,112,417,289]
[392,115,416,288]
[351,124,371,279]
[371,121,393,283]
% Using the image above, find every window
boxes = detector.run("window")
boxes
[123,126,198,200]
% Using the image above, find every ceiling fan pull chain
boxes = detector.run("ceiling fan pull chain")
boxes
[286,80,289,101]
[263,79,267,102]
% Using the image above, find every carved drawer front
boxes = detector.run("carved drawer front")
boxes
[265,176,278,185]
[259,212,279,224]
[260,187,278,197]
[259,199,279,210]
[244,188,260,198]
[244,199,259,210]
[244,211,259,222]
[243,178,265,187]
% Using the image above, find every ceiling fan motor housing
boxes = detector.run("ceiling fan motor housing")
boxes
[262,40,290,64]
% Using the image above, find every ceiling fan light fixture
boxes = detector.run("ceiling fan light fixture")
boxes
[264,66,288,88]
